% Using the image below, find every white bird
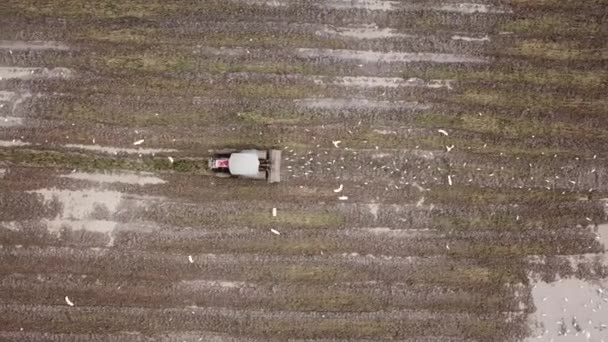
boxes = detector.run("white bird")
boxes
[168,156,174,164]
[338,196,348,201]
[446,145,454,152]
[438,129,448,136]
[65,296,74,307]
[333,184,343,193]
[188,255,194,263]
[272,208,277,217]
[133,139,144,145]
[447,175,453,186]
[270,228,281,235]
[332,140,341,148]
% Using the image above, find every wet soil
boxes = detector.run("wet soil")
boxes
[1,0,607,341]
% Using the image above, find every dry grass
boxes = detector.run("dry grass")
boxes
[416,113,608,139]
[0,149,204,173]
[427,185,580,205]
[6,0,181,18]
[405,67,606,88]
[259,320,391,339]
[236,211,345,228]
[85,28,156,44]
[455,89,608,113]
[508,41,608,61]
[285,293,378,311]
[501,16,602,36]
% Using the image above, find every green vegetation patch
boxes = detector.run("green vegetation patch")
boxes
[257,318,508,339]
[0,149,207,174]
[85,28,157,44]
[204,61,322,75]
[238,239,338,255]
[234,211,345,228]
[415,113,608,139]
[6,0,183,18]
[454,89,607,113]
[405,66,605,88]
[501,16,602,36]
[427,185,580,205]
[86,28,347,49]
[285,293,378,312]
[450,243,553,259]
[259,320,391,339]
[415,266,521,286]
[507,41,608,61]
[433,214,524,231]
[252,265,356,283]
[104,54,197,73]
[509,0,608,11]
[434,210,603,231]
[60,103,212,127]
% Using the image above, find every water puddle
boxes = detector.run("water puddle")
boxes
[0,139,30,147]
[0,40,70,51]
[0,90,31,127]
[451,34,491,42]
[368,203,380,220]
[62,171,166,185]
[372,131,395,136]
[596,223,608,249]
[312,76,453,89]
[321,0,400,10]
[63,144,177,155]
[527,278,608,341]
[43,219,118,234]
[0,90,32,112]
[180,280,250,289]
[0,117,23,127]
[320,0,510,13]
[0,91,17,102]
[0,67,73,80]
[296,48,487,63]
[23,186,164,246]
[527,220,608,340]
[362,227,432,236]
[294,98,430,110]
[32,188,124,221]
[28,188,124,244]
[319,24,416,39]
[237,0,289,7]
[438,3,510,14]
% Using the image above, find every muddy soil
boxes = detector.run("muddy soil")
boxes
[1,0,607,341]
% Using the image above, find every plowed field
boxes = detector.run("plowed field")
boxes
[1,0,607,341]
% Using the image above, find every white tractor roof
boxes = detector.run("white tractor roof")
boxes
[229,152,260,176]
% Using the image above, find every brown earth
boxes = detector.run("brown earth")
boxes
[1,0,607,341]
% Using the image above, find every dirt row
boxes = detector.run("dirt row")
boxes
[1,0,607,340]
[0,271,523,312]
